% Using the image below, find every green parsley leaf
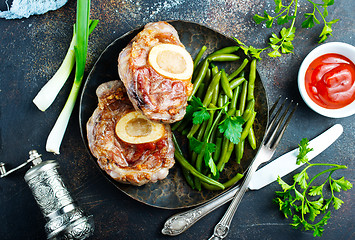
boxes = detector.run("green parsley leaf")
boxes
[321,198,332,211]
[274,0,282,13]
[302,14,316,28]
[189,137,204,154]
[309,185,324,196]
[205,152,218,176]
[253,14,267,24]
[297,138,313,164]
[331,176,353,192]
[313,225,324,237]
[186,96,211,124]
[332,196,344,210]
[277,176,292,191]
[189,137,217,176]
[274,138,352,237]
[293,170,309,189]
[308,202,321,221]
[218,115,245,144]
[192,109,210,124]
[233,38,264,60]
[322,0,334,6]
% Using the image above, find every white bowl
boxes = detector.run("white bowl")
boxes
[298,42,355,118]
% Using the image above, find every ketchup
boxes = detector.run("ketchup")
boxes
[305,53,355,109]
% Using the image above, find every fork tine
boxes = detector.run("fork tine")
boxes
[264,98,288,138]
[266,100,293,147]
[271,102,298,149]
[268,95,281,116]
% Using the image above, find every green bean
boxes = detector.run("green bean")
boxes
[192,60,203,80]
[171,120,183,131]
[235,140,244,164]
[230,86,240,109]
[223,94,229,111]
[211,82,220,106]
[174,133,184,154]
[189,59,209,100]
[182,168,195,189]
[177,120,190,132]
[217,139,234,172]
[196,83,205,100]
[240,111,256,141]
[227,58,249,81]
[235,109,241,117]
[217,137,229,170]
[173,134,225,189]
[196,68,211,99]
[213,136,223,161]
[190,120,208,163]
[211,46,239,55]
[174,150,225,190]
[196,119,208,141]
[201,172,243,190]
[239,80,248,114]
[247,59,256,101]
[208,53,240,62]
[230,77,246,90]
[221,69,233,99]
[202,71,221,106]
[222,173,244,188]
[193,45,207,69]
[194,148,205,190]
[208,108,224,142]
[181,127,190,136]
[187,124,200,139]
[211,65,219,76]
[242,99,255,121]
[248,127,257,150]
[202,107,215,141]
[217,93,224,108]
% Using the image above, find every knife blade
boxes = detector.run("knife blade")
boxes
[162,124,343,236]
[248,123,343,190]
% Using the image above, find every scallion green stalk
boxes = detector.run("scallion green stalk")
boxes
[33,20,98,112]
[46,0,92,154]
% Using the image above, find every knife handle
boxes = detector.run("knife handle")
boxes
[161,184,240,236]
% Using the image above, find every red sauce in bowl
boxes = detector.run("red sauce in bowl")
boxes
[305,53,355,109]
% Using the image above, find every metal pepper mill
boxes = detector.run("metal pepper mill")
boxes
[0,150,94,240]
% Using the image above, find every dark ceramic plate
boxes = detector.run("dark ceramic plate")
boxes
[79,20,268,209]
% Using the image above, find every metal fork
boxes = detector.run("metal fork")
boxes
[208,99,297,240]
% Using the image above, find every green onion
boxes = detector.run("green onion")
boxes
[46,0,94,154]
[33,20,98,112]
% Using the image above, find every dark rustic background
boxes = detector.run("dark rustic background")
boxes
[0,0,354,239]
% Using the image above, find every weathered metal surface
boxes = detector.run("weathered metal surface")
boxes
[0,0,354,239]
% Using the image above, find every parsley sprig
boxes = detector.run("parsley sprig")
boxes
[185,96,225,124]
[302,0,339,43]
[187,97,245,176]
[235,0,339,60]
[274,138,352,237]
[218,114,245,145]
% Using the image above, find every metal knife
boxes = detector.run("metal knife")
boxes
[162,124,343,236]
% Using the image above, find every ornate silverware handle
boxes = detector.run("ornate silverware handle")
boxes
[161,184,241,236]
[208,161,259,240]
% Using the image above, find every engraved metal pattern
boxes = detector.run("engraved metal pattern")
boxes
[162,210,202,235]
[62,217,95,240]
[23,158,94,239]
[27,167,73,216]
[45,208,84,234]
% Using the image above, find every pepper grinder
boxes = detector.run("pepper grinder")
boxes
[0,150,94,240]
